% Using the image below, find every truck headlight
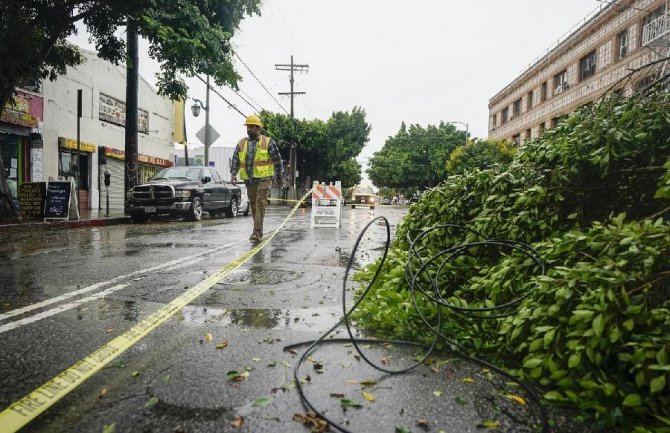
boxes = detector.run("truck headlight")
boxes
[126,191,134,199]
[175,190,192,198]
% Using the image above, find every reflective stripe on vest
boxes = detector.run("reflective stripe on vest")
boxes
[237,135,274,180]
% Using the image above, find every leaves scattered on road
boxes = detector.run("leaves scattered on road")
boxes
[230,415,244,428]
[102,423,116,433]
[293,412,329,433]
[215,340,229,349]
[253,396,272,407]
[144,396,159,409]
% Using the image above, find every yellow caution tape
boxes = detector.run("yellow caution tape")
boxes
[0,188,314,433]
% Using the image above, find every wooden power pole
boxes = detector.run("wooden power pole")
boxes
[275,55,308,199]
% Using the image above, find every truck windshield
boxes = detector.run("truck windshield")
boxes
[152,167,201,181]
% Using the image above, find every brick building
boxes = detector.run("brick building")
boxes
[488,0,669,143]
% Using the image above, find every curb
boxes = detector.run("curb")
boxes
[0,216,129,233]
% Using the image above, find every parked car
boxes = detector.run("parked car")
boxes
[236,183,250,216]
[381,198,391,205]
[126,166,241,222]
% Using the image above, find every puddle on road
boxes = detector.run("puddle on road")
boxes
[220,268,303,285]
[176,305,342,333]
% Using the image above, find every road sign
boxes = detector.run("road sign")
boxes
[196,124,220,146]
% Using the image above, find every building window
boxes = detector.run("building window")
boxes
[512,134,521,145]
[579,51,597,81]
[491,114,497,128]
[513,98,522,117]
[539,122,546,136]
[527,91,533,110]
[501,107,509,124]
[617,30,628,59]
[554,70,568,95]
[525,129,531,141]
[540,82,548,102]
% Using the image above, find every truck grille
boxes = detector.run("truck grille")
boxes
[133,185,175,200]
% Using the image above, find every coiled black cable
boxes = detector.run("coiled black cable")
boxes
[285,216,549,433]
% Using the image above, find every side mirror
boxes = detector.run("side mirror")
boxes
[202,176,211,184]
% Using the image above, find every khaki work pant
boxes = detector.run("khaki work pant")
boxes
[247,180,272,239]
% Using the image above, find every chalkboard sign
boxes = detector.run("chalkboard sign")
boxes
[19,182,45,220]
[44,181,71,220]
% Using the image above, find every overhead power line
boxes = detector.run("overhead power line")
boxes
[195,74,246,118]
[227,85,261,113]
[235,53,290,115]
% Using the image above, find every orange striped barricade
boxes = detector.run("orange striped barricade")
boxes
[310,181,342,228]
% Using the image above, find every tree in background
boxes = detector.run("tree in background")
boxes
[446,139,516,175]
[0,0,261,113]
[260,107,370,189]
[367,122,467,190]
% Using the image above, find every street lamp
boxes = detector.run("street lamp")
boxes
[447,120,469,146]
[190,75,211,165]
[190,99,205,117]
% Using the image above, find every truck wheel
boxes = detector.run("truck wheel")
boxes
[188,197,203,221]
[224,198,238,217]
[130,213,147,223]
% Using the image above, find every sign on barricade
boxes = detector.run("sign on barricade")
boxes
[311,181,342,228]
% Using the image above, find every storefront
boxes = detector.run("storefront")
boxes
[0,90,43,199]
[58,137,95,210]
[99,147,173,210]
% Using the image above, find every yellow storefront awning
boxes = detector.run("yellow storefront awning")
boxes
[58,137,96,153]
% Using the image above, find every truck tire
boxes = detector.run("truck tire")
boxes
[187,197,203,221]
[130,213,147,223]
[224,198,238,217]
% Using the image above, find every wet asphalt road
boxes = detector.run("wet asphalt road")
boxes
[0,206,587,433]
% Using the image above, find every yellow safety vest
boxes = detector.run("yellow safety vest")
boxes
[237,135,274,180]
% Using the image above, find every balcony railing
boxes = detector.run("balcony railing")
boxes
[643,13,670,47]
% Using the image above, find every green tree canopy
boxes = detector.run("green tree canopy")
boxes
[0,0,260,110]
[446,139,516,175]
[367,122,467,190]
[260,106,370,189]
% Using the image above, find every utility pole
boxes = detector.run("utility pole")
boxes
[124,17,139,211]
[275,55,308,199]
[204,75,210,166]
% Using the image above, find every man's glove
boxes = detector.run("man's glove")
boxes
[230,175,237,185]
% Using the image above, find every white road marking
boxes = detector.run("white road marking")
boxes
[0,284,129,334]
[0,240,244,322]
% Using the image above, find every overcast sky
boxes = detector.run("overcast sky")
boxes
[69,1,604,180]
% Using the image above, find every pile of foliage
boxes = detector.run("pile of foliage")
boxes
[353,86,670,432]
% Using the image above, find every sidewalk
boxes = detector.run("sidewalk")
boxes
[0,209,128,233]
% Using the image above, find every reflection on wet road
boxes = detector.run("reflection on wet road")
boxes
[0,206,408,433]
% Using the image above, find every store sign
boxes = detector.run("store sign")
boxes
[1,91,43,128]
[104,147,126,160]
[58,137,96,153]
[102,146,173,167]
[98,93,149,133]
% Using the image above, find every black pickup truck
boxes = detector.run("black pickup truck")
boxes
[126,166,241,222]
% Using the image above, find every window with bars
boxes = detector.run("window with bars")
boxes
[580,51,597,80]
[554,70,568,94]
[617,30,628,59]
[513,98,522,117]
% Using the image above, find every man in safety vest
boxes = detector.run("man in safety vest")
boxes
[231,115,284,241]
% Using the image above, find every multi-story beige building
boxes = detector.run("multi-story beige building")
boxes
[489,0,670,143]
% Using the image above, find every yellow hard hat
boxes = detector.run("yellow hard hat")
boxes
[244,114,263,127]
